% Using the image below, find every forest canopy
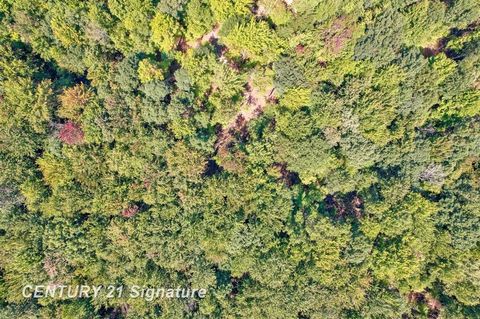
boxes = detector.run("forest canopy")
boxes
[0,0,479,318]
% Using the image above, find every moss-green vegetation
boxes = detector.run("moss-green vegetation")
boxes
[0,0,479,318]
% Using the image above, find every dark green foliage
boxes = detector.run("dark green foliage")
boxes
[354,9,405,66]
[0,0,479,318]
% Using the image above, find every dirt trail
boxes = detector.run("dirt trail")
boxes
[225,78,274,131]
[216,77,275,149]
[282,0,297,13]
[186,25,276,149]
[191,25,221,49]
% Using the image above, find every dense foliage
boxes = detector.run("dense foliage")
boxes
[0,0,479,318]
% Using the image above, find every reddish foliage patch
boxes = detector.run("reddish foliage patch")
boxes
[58,121,84,145]
[408,292,442,319]
[121,204,139,218]
[143,179,152,189]
[323,17,353,55]
[295,44,306,54]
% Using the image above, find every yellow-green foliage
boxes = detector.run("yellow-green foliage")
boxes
[211,63,246,98]
[250,67,275,92]
[368,193,438,292]
[47,1,88,47]
[169,117,196,139]
[165,142,207,181]
[177,47,218,94]
[106,146,149,179]
[436,90,480,118]
[84,52,112,86]
[430,53,457,86]
[30,80,54,134]
[208,0,252,23]
[221,18,285,64]
[357,65,406,145]
[447,29,480,51]
[258,0,292,26]
[185,0,215,41]
[280,87,311,111]
[403,0,450,47]
[137,59,165,83]
[50,18,84,47]
[37,153,74,188]
[439,248,480,306]
[1,75,54,134]
[108,0,155,52]
[1,1,480,317]
[20,179,48,212]
[150,12,183,51]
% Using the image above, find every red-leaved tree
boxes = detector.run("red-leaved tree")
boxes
[58,121,84,145]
